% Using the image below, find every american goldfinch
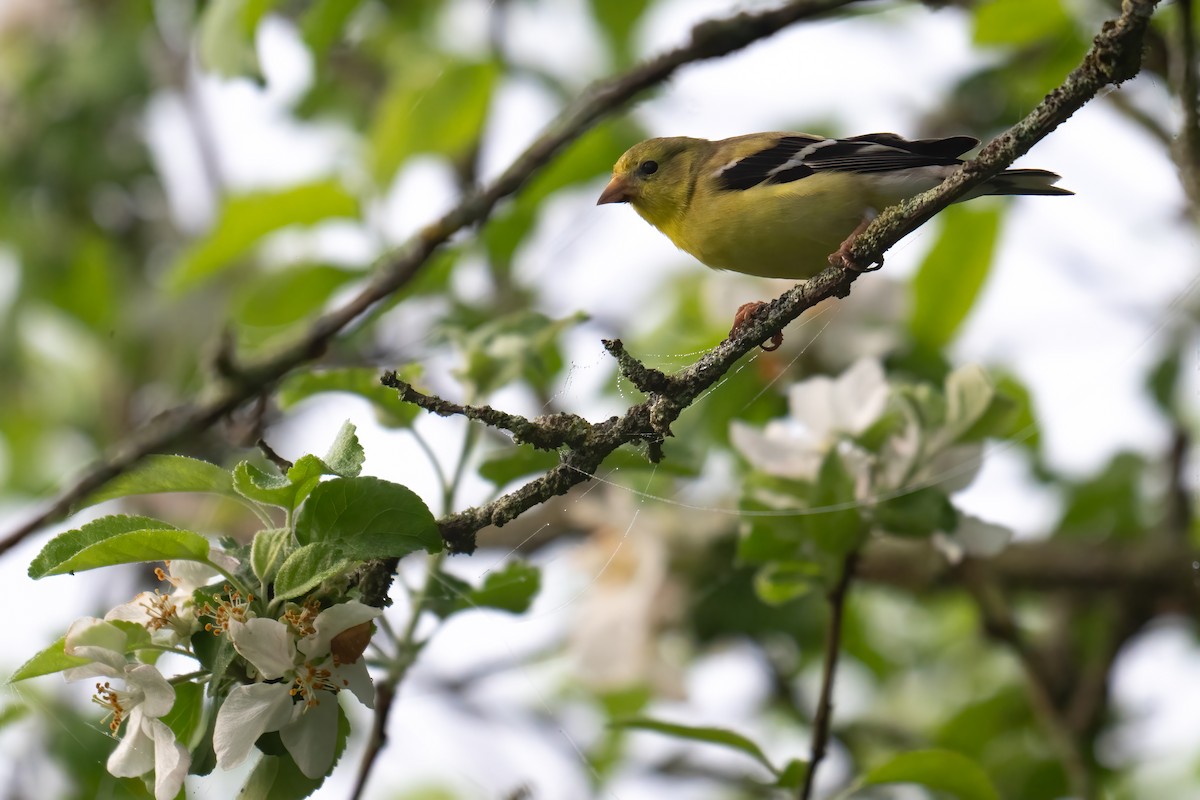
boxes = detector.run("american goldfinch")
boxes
[597,131,1070,280]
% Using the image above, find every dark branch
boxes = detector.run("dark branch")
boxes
[856,537,1199,609]
[380,372,592,451]
[800,551,858,800]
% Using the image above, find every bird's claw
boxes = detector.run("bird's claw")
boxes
[731,301,783,351]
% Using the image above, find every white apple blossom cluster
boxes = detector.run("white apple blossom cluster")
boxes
[731,358,1012,558]
[60,559,380,800]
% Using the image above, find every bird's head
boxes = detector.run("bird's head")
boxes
[597,137,703,228]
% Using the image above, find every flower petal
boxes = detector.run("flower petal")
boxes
[213,683,294,770]
[299,602,381,659]
[730,420,822,480]
[149,718,190,800]
[834,358,889,435]
[107,707,155,778]
[104,593,155,626]
[787,375,838,439]
[230,618,295,680]
[332,657,375,709]
[126,664,175,718]
[281,692,339,779]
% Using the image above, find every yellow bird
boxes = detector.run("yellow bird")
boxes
[597,132,1070,347]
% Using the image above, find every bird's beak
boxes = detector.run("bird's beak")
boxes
[596,175,632,205]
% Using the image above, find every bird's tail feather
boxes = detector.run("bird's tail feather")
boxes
[977,168,1073,197]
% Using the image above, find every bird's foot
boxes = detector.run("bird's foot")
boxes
[829,212,884,273]
[732,301,783,352]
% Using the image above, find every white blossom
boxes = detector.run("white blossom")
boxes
[731,358,890,480]
[214,601,380,779]
[63,618,189,800]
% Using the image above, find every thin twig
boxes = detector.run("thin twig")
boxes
[800,551,858,800]
[0,0,864,555]
[381,372,591,450]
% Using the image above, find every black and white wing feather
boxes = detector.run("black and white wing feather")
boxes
[713,133,979,192]
[712,132,1070,197]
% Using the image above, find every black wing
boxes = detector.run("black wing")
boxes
[714,133,979,192]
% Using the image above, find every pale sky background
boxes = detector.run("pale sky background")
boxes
[2,0,1199,798]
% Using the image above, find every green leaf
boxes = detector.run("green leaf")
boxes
[478,446,560,486]
[285,456,330,499]
[8,636,90,682]
[189,626,237,698]
[863,749,1000,800]
[234,264,361,329]
[425,571,475,619]
[233,459,317,510]
[449,310,588,396]
[272,542,354,601]
[232,423,361,510]
[615,717,779,777]
[301,0,365,57]
[161,682,206,749]
[29,517,211,578]
[279,366,422,428]
[294,476,441,557]
[168,179,359,292]
[322,420,365,478]
[78,455,236,510]
[909,205,1000,352]
[1148,345,1181,415]
[1058,452,1147,539]
[753,561,822,606]
[251,528,293,585]
[736,514,803,567]
[198,0,277,79]
[368,58,498,186]
[31,515,174,579]
[874,487,957,538]
[973,0,1071,47]
[776,759,808,789]
[0,703,30,729]
[807,449,864,556]
[464,561,541,614]
[588,0,652,65]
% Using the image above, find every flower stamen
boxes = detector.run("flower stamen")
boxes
[200,586,255,635]
[92,681,127,734]
[290,663,336,709]
[282,598,321,638]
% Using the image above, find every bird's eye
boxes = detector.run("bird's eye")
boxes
[638,160,659,176]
